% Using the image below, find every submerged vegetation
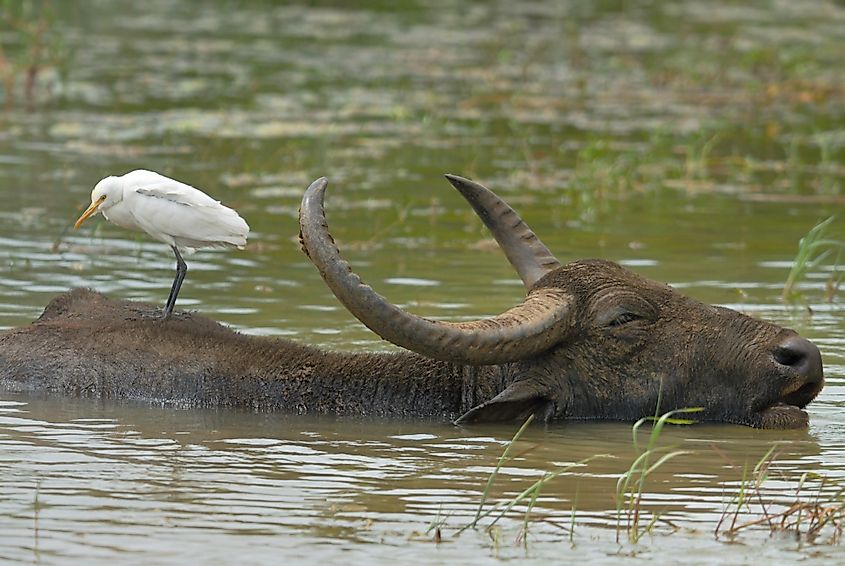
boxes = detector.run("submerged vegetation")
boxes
[454,415,608,542]
[783,216,844,303]
[716,445,845,544]
[614,408,701,543]
[436,412,844,551]
[0,0,69,110]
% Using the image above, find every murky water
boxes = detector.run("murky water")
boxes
[0,1,844,563]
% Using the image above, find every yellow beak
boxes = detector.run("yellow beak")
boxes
[74,198,104,229]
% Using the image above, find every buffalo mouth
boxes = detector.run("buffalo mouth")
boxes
[756,403,809,429]
[752,380,823,429]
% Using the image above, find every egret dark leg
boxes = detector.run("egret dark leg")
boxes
[163,245,187,319]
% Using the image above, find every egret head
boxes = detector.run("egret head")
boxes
[74,176,123,229]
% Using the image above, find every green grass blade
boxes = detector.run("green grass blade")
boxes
[471,414,535,528]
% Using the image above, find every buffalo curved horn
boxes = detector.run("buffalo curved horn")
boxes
[299,177,572,366]
[444,175,561,289]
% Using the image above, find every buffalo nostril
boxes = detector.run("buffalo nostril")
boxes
[773,335,824,383]
[773,345,804,367]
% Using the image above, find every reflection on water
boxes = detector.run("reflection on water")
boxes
[0,395,840,564]
[0,0,844,563]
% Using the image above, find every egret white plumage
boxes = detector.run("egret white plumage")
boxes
[74,169,250,318]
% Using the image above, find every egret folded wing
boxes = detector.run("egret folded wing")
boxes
[135,183,222,208]
[128,185,249,250]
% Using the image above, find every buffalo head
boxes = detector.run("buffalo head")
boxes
[299,175,824,428]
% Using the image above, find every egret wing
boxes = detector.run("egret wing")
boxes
[125,176,249,250]
[129,172,222,208]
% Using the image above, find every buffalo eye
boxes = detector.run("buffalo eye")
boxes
[608,311,641,327]
[593,299,656,329]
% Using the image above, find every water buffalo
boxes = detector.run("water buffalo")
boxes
[0,176,824,428]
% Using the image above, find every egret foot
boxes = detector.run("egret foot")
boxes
[125,306,191,322]
[126,307,167,321]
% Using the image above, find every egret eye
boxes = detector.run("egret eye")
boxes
[98,195,107,202]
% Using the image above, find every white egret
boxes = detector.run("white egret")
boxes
[74,169,250,319]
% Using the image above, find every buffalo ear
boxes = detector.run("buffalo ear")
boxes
[454,380,555,424]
